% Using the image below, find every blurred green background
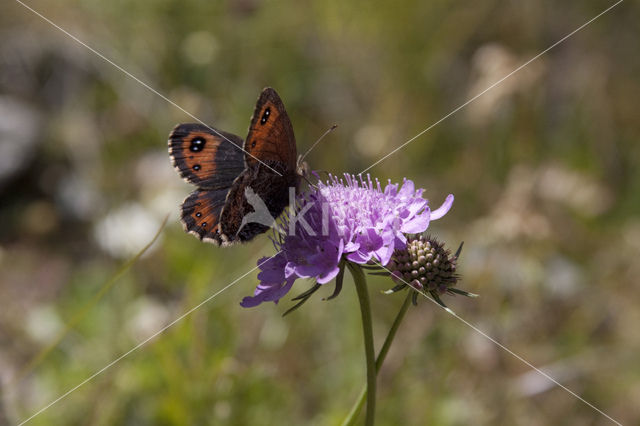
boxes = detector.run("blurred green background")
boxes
[1,0,639,425]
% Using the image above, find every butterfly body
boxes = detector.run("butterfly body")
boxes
[169,88,299,246]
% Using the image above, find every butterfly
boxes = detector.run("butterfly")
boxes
[169,87,304,246]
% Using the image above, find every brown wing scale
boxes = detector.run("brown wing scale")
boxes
[169,123,245,189]
[243,88,297,171]
[218,163,297,244]
[180,189,228,244]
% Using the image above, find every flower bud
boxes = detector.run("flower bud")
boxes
[385,235,476,307]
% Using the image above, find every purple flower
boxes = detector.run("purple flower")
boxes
[240,174,454,308]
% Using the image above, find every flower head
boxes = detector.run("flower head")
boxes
[384,234,476,307]
[241,174,454,308]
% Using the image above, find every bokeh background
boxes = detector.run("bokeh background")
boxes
[1,0,639,425]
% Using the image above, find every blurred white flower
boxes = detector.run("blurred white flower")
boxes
[25,305,64,344]
[57,173,103,220]
[537,164,613,217]
[472,163,613,244]
[466,43,543,124]
[126,297,171,342]
[135,151,187,217]
[472,166,551,243]
[544,256,582,297]
[514,358,579,397]
[93,202,161,258]
[0,96,41,188]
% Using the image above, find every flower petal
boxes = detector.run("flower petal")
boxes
[256,255,286,284]
[431,194,454,220]
[240,278,295,307]
[397,179,415,199]
[347,250,372,264]
[344,240,360,253]
[284,261,297,278]
[317,265,341,284]
[374,243,395,266]
[400,209,431,233]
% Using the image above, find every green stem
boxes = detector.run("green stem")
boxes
[348,263,376,426]
[342,291,413,426]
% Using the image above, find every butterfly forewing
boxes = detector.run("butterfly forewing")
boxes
[244,88,297,171]
[169,123,245,189]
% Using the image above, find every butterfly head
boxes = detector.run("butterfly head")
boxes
[296,155,310,178]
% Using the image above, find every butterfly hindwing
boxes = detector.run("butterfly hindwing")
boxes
[169,123,245,189]
[243,88,297,171]
[180,188,228,244]
[218,163,297,244]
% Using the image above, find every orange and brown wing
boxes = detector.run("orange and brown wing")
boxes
[180,188,229,244]
[243,88,297,171]
[169,123,245,189]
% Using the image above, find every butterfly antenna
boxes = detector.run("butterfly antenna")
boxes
[300,124,338,163]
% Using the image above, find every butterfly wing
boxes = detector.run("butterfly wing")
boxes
[170,123,246,245]
[243,87,297,171]
[218,163,297,244]
[180,188,229,244]
[169,123,245,189]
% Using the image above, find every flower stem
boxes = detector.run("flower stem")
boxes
[342,291,413,426]
[348,262,376,426]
